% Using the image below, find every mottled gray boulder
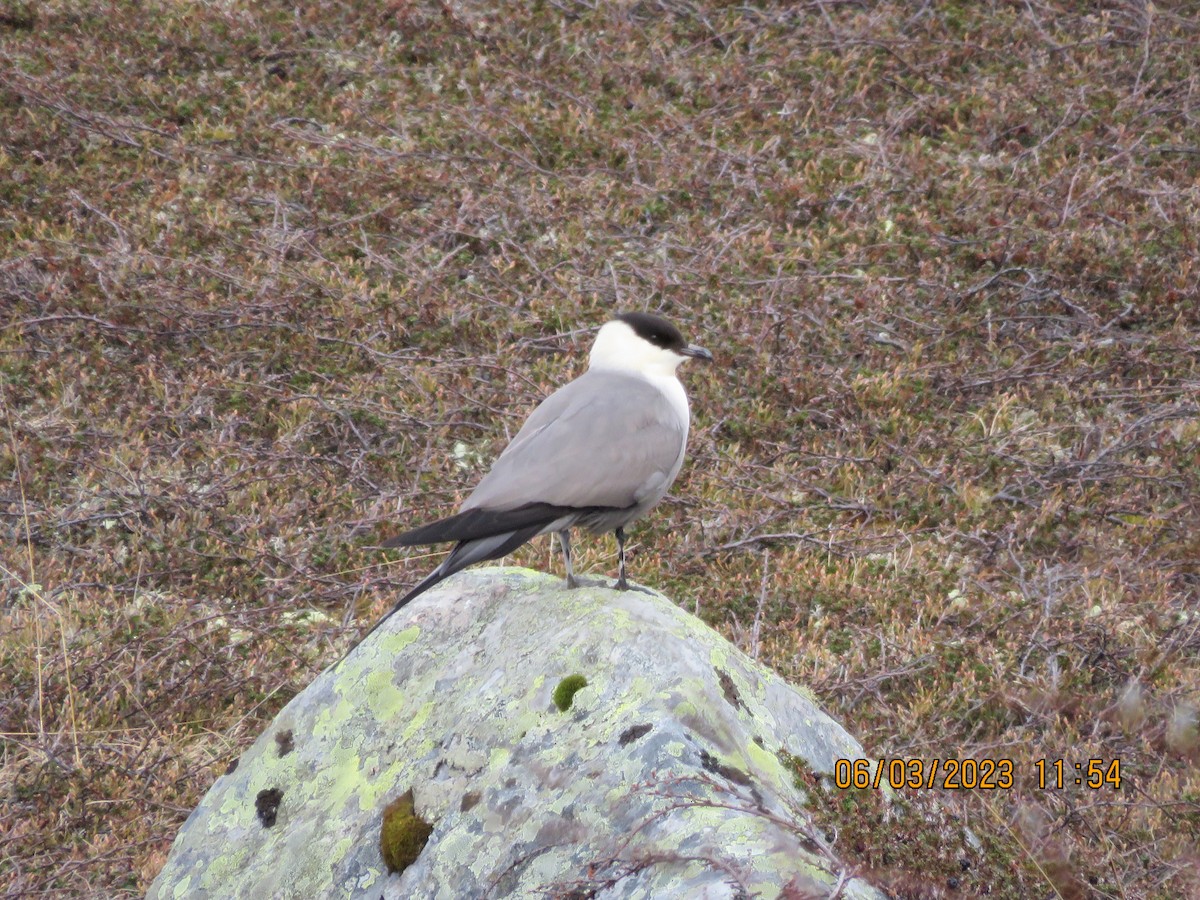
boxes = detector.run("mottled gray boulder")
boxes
[149,568,883,899]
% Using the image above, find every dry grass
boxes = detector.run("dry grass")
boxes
[3,1,1199,896]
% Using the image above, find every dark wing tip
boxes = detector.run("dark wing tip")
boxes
[379,532,415,549]
[380,503,596,548]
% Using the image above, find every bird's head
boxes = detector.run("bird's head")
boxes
[588,312,713,377]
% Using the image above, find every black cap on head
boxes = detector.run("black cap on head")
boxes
[614,312,688,352]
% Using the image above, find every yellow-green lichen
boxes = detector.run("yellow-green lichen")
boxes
[365,668,401,719]
[196,843,252,892]
[600,605,637,641]
[323,751,364,812]
[745,734,782,779]
[381,624,421,655]
[709,644,730,670]
[379,789,433,875]
[552,674,588,712]
[401,700,433,743]
[673,698,698,720]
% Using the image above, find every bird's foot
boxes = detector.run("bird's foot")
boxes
[611,578,655,595]
[565,575,607,589]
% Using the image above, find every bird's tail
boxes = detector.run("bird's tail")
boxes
[340,566,447,661]
[337,523,547,666]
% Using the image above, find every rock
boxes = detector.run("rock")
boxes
[148,568,883,899]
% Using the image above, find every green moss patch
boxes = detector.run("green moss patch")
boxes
[552,675,588,712]
[379,789,433,876]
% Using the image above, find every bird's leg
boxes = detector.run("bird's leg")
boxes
[560,529,605,589]
[558,530,579,589]
[614,527,629,590]
[612,527,654,594]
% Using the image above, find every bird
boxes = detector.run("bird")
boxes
[374,311,712,628]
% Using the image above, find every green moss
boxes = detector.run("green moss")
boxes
[379,789,433,875]
[552,674,588,712]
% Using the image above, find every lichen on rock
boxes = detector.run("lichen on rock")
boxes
[148,567,884,900]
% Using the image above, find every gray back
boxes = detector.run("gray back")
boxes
[462,370,688,512]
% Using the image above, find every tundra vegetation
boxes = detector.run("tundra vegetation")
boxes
[2,1,1198,896]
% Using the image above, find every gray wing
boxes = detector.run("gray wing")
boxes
[461,370,688,512]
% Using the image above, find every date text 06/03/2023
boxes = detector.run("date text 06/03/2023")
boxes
[833,758,1122,791]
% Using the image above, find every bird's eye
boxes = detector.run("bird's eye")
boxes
[652,331,676,348]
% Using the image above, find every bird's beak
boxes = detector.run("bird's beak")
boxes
[680,344,713,362]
